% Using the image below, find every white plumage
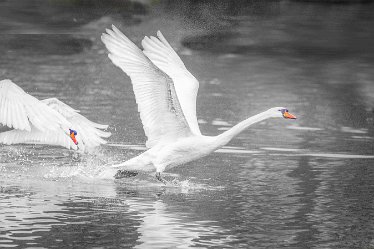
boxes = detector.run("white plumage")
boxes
[100,25,296,183]
[0,79,111,151]
[142,31,201,135]
[101,26,191,148]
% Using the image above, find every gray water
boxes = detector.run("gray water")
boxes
[1,1,374,248]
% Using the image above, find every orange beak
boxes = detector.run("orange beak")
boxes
[283,111,297,119]
[70,132,78,145]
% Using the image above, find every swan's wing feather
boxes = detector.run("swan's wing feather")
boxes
[0,79,71,132]
[42,97,111,148]
[41,97,80,117]
[141,32,201,135]
[0,127,77,150]
[142,32,187,72]
[0,81,108,150]
[101,25,191,148]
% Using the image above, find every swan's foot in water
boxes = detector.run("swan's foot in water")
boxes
[156,172,167,185]
[114,170,138,179]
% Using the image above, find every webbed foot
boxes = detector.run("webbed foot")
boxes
[114,170,139,179]
[155,172,167,185]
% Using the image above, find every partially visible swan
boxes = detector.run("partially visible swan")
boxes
[0,79,111,151]
[100,25,296,183]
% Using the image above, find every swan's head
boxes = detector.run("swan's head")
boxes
[69,129,78,145]
[267,107,297,119]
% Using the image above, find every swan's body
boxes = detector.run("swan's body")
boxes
[101,26,296,182]
[0,79,111,151]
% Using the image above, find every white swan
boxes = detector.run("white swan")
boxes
[0,79,111,151]
[101,25,296,183]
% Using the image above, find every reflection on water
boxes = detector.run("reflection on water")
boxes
[1,0,374,248]
[132,199,237,249]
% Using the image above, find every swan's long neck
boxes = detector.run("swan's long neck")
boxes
[214,110,271,148]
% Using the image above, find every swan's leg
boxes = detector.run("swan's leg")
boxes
[156,172,167,185]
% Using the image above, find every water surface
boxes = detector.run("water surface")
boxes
[1,1,374,248]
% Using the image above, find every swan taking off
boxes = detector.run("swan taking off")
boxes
[0,79,111,151]
[101,25,296,183]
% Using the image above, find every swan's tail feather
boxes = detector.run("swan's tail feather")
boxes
[98,152,154,179]
[111,151,154,172]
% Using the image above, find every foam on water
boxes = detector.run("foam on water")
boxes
[217,127,230,131]
[296,153,374,159]
[286,125,324,131]
[261,147,303,152]
[262,147,374,159]
[211,119,232,126]
[341,126,368,134]
[216,148,262,154]
[351,135,373,140]
[106,143,146,150]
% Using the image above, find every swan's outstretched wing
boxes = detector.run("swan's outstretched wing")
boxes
[141,31,201,135]
[0,79,71,132]
[101,25,192,148]
[0,127,77,150]
[42,98,111,149]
